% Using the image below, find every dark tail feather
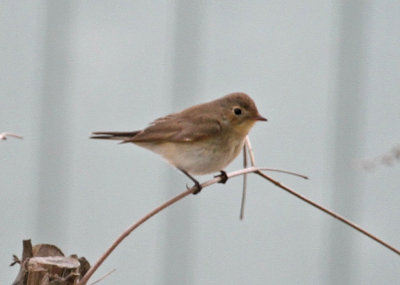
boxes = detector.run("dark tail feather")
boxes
[90,131,141,142]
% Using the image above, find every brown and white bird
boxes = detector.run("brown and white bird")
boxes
[91,92,266,193]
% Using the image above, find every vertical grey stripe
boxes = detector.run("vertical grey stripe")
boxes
[36,0,73,242]
[328,1,367,284]
[163,1,205,284]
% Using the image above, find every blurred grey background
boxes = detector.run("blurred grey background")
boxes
[1,1,399,284]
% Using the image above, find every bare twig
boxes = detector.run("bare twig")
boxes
[245,136,256,166]
[78,167,262,285]
[243,138,308,178]
[240,137,257,220]
[240,144,248,220]
[239,136,308,219]
[257,168,308,179]
[90,268,116,285]
[0,132,23,140]
[78,165,399,284]
[255,170,400,256]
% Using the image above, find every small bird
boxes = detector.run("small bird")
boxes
[91,92,266,194]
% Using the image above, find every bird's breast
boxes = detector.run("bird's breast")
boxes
[135,132,246,175]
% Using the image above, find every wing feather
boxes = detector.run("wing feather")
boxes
[127,113,222,143]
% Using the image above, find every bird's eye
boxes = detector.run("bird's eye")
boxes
[233,107,242,115]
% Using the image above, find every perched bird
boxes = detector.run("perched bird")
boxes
[91,92,266,194]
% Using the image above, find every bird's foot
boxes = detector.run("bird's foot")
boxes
[215,170,229,184]
[187,181,202,195]
[179,168,202,195]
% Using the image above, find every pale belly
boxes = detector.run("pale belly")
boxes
[135,137,245,175]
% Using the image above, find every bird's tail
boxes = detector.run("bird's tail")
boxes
[90,131,141,143]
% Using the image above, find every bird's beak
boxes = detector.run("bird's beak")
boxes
[252,114,267,122]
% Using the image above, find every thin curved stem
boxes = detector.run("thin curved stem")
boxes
[255,170,400,256]
[245,136,256,166]
[258,168,308,179]
[240,144,248,220]
[0,132,23,140]
[78,167,262,285]
[79,166,399,284]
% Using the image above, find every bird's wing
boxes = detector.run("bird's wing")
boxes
[127,113,222,143]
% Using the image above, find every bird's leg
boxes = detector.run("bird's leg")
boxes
[215,170,229,184]
[178,168,202,194]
